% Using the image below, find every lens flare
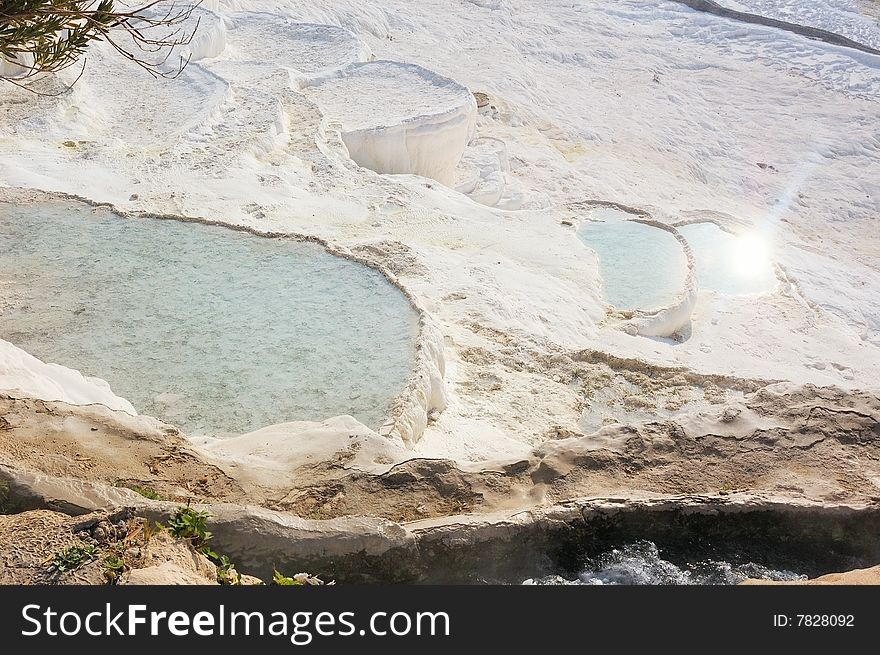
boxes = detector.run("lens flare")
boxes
[731,232,771,279]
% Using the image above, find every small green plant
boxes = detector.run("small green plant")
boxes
[102,555,126,584]
[195,541,241,585]
[52,544,98,572]
[272,569,304,586]
[168,507,213,546]
[142,517,162,543]
[167,507,241,584]
[123,484,161,501]
[450,498,469,513]
[214,554,241,585]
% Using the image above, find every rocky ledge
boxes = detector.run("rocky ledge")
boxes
[1,382,879,583]
[0,385,880,582]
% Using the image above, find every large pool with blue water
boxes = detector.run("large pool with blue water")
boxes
[0,201,419,436]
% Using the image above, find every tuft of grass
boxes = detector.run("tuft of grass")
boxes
[450,498,469,514]
[141,517,162,543]
[270,570,332,586]
[273,569,304,586]
[116,482,161,501]
[130,485,161,500]
[52,544,98,572]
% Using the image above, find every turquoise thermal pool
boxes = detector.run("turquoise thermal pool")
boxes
[0,201,419,436]
[577,209,688,311]
[677,222,777,295]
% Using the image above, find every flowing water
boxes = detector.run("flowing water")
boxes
[523,541,806,585]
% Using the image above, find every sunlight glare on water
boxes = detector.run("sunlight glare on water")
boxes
[677,222,776,295]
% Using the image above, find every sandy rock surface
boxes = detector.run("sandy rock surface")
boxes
[742,565,880,585]
[0,509,222,585]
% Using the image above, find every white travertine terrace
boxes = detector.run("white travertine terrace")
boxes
[225,13,372,74]
[0,339,135,414]
[620,220,699,339]
[305,61,477,184]
[1,0,879,465]
[184,7,229,62]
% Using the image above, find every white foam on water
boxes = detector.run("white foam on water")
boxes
[522,541,807,585]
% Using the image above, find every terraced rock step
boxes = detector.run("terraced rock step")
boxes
[304,61,477,184]
[1,382,878,582]
[224,13,371,75]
